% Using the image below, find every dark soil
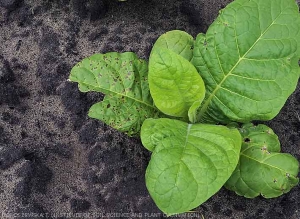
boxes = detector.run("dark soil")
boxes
[0,0,299,218]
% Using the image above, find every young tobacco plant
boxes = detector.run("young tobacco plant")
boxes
[69,0,300,215]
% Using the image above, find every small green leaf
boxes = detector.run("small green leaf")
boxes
[149,48,205,118]
[141,118,241,215]
[225,123,299,198]
[192,0,300,123]
[188,100,202,123]
[69,52,160,136]
[151,30,194,61]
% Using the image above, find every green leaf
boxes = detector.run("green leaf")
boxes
[141,118,241,215]
[69,52,160,136]
[188,100,202,123]
[149,48,206,118]
[192,0,300,124]
[151,30,194,61]
[225,123,299,198]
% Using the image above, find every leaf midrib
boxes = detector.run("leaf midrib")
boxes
[174,124,193,187]
[241,152,293,176]
[197,11,283,120]
[77,80,157,110]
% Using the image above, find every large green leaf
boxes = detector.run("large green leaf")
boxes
[192,0,300,124]
[151,30,194,61]
[149,48,205,118]
[69,52,160,136]
[141,118,241,215]
[225,123,299,198]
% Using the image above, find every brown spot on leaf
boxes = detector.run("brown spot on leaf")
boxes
[244,138,251,143]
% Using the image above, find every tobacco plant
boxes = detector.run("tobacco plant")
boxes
[69,0,300,215]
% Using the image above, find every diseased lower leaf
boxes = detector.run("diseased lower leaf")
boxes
[192,0,300,124]
[151,30,194,61]
[225,123,299,198]
[149,48,205,118]
[141,118,241,215]
[69,52,160,136]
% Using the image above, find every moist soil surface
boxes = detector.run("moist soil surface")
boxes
[0,0,300,218]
